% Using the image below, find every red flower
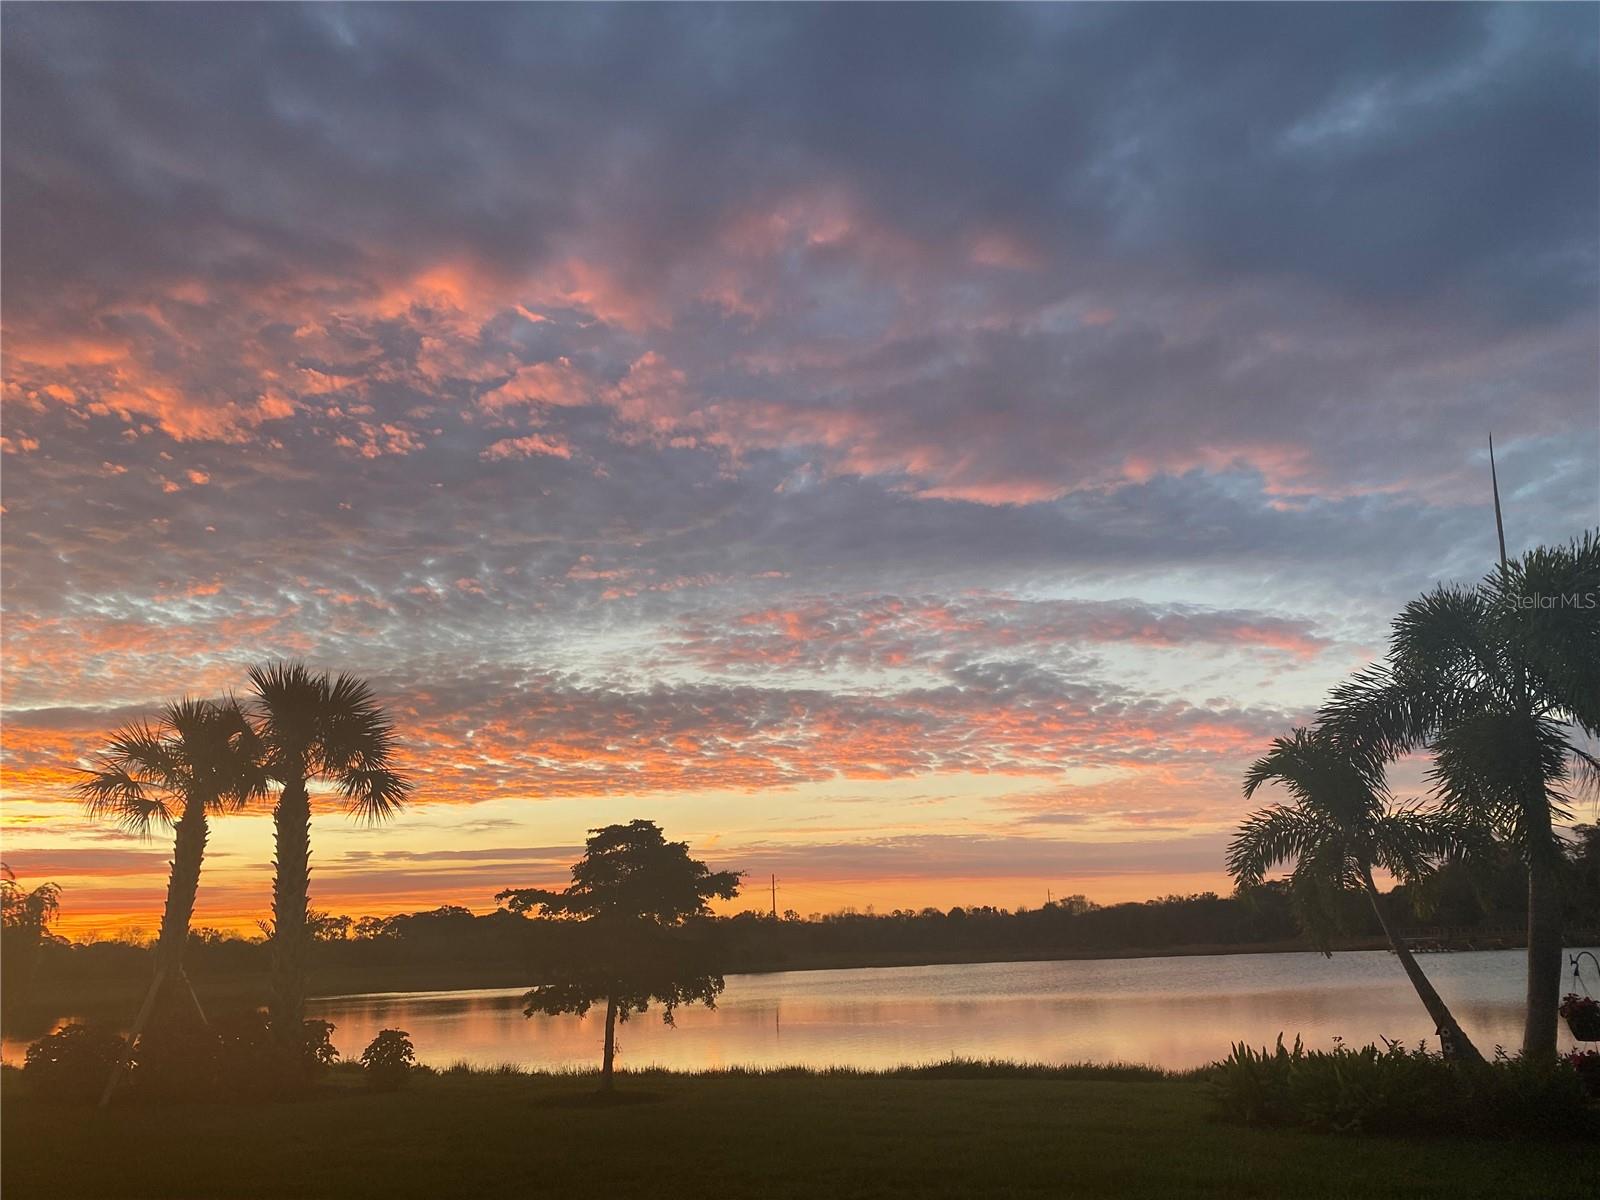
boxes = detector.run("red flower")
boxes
[1559,993,1599,1019]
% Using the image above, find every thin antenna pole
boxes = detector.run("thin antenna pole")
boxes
[1489,434,1509,577]
[770,874,778,919]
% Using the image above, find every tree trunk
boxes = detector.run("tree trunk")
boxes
[155,799,208,1005]
[269,776,312,1062]
[1361,867,1484,1066]
[100,801,210,1108]
[99,965,168,1108]
[1522,804,1563,1061]
[600,992,618,1092]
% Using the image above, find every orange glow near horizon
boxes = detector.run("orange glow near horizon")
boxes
[6,4,1594,961]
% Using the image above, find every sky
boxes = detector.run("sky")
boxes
[3,4,1598,938]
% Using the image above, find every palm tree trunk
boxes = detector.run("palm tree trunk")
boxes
[155,800,208,1005]
[1361,867,1484,1066]
[100,802,210,1108]
[600,992,618,1092]
[99,964,168,1108]
[1522,805,1563,1061]
[269,776,312,1060]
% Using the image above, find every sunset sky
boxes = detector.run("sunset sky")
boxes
[3,5,1597,938]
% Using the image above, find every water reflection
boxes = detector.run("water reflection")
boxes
[6,948,1590,1071]
[302,947,1593,1072]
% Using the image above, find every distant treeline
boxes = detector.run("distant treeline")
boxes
[18,830,1597,1012]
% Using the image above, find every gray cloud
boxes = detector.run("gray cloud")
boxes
[1,6,1595,896]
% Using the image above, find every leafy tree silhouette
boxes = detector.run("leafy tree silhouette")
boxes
[1,863,63,1017]
[498,820,740,1091]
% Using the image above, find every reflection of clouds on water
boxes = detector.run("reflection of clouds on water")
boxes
[7,949,1584,1070]
[294,949,1592,1072]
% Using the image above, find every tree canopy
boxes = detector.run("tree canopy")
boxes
[497,819,740,925]
[497,820,741,1088]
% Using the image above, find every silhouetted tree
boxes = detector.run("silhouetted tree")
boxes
[249,663,410,1065]
[1228,727,1484,1064]
[1,864,63,1017]
[308,911,353,942]
[497,820,740,1091]
[77,699,264,1023]
[1323,533,1600,1059]
[1567,824,1600,928]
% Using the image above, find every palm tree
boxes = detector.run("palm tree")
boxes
[77,697,264,1106]
[248,663,409,1060]
[77,697,265,1017]
[1227,727,1485,1065]
[1322,532,1600,1059]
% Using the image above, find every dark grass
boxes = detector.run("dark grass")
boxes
[5,1064,1596,1200]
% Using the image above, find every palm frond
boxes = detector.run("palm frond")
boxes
[1226,804,1330,889]
[1429,710,1574,845]
[1484,529,1600,736]
[1287,846,1354,957]
[1319,664,1441,766]
[338,765,411,823]
[1389,585,1508,701]
[251,662,409,823]
[76,764,171,834]
[78,697,269,833]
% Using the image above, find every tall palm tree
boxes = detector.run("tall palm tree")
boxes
[248,663,409,1059]
[1322,532,1600,1059]
[77,697,265,1016]
[78,698,264,1106]
[1227,727,1485,1065]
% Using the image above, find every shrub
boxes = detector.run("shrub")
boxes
[130,1012,338,1102]
[1207,1035,1597,1138]
[302,1018,339,1072]
[23,1024,126,1104]
[1565,1049,1600,1099]
[130,1013,224,1101]
[358,1028,417,1091]
[1465,1051,1592,1137]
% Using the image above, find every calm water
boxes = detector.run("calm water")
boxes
[9,948,1594,1071]
[305,947,1595,1071]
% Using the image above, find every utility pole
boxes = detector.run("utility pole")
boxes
[770,874,778,919]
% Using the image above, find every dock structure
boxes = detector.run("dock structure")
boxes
[1396,927,1600,953]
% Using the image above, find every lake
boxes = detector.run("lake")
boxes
[299,947,1597,1072]
[8,947,1594,1071]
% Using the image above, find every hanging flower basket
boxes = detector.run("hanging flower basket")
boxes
[1560,994,1600,1041]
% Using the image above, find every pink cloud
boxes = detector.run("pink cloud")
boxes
[479,433,575,461]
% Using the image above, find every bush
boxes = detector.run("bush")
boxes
[358,1028,416,1091]
[302,1018,339,1072]
[1207,1036,1596,1138]
[130,1012,338,1102]
[130,1013,224,1101]
[23,1024,126,1103]
[1565,1050,1600,1098]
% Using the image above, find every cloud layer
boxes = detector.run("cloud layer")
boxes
[3,5,1596,930]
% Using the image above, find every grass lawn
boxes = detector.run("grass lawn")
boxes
[5,1067,1595,1200]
